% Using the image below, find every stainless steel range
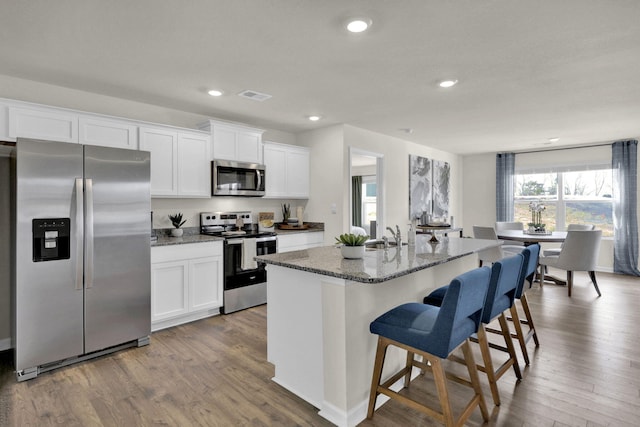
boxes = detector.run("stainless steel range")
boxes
[200,211,276,314]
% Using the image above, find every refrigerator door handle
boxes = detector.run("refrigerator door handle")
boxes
[85,178,94,289]
[75,178,84,291]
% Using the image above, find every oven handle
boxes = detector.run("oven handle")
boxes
[225,236,277,245]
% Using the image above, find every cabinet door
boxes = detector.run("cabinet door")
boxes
[139,127,178,196]
[177,132,211,197]
[189,256,223,311]
[151,260,189,321]
[79,116,138,149]
[8,107,78,143]
[263,144,287,198]
[286,149,310,198]
[236,131,262,163]
[212,125,237,160]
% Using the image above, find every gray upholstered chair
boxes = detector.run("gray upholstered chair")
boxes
[495,221,525,246]
[538,229,602,297]
[542,224,595,257]
[473,225,524,266]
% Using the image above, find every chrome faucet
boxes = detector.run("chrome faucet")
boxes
[386,225,402,247]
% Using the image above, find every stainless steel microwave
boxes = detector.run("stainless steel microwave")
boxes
[212,160,266,196]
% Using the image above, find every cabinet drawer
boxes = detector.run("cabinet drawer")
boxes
[152,241,223,263]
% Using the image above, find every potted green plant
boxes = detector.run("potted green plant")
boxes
[335,233,369,259]
[169,213,187,237]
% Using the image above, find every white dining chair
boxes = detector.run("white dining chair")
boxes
[542,224,595,257]
[538,229,602,297]
[495,221,525,246]
[473,225,524,266]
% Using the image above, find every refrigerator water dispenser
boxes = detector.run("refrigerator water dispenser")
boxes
[32,218,70,262]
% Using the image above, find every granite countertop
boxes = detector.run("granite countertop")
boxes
[151,227,223,247]
[254,235,500,283]
[151,223,324,247]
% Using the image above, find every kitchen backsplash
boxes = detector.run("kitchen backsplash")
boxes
[151,198,310,230]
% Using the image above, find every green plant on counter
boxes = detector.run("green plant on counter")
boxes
[169,213,187,229]
[335,233,369,246]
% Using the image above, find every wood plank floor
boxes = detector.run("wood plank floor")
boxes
[1,269,640,426]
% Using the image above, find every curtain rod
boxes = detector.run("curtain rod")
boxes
[513,142,612,155]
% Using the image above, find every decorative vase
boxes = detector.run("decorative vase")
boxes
[171,228,184,237]
[341,245,365,259]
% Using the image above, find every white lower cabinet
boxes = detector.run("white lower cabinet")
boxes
[277,232,324,253]
[151,241,223,331]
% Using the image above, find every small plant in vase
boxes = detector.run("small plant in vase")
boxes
[527,202,546,233]
[169,213,187,237]
[335,233,369,259]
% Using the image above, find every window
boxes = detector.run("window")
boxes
[514,168,613,236]
[360,176,377,234]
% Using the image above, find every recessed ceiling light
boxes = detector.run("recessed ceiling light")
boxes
[208,89,223,97]
[308,115,321,122]
[346,18,372,33]
[548,137,560,143]
[438,80,458,88]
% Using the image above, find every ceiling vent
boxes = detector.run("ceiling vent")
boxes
[237,90,272,102]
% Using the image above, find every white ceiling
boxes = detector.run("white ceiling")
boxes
[1,1,639,155]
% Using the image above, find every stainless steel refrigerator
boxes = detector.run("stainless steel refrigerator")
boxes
[12,138,151,381]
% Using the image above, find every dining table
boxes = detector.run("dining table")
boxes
[496,229,568,285]
[496,229,567,245]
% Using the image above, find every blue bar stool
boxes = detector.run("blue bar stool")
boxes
[423,254,525,406]
[506,244,541,365]
[367,267,492,426]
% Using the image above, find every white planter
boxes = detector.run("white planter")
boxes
[341,245,365,259]
[171,228,184,237]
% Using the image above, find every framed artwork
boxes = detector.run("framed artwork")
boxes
[408,155,450,221]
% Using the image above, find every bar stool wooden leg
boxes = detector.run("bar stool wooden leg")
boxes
[520,294,540,347]
[461,340,490,422]
[476,325,501,406]
[509,303,530,365]
[367,337,388,418]
[429,356,455,426]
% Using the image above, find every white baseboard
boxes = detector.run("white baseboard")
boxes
[151,308,221,332]
[0,337,13,351]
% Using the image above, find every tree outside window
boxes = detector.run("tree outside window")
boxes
[514,169,613,236]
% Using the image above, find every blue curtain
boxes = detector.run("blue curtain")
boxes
[612,140,640,276]
[496,153,515,222]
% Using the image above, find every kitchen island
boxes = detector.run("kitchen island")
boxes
[255,235,500,427]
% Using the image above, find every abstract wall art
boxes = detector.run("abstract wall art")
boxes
[409,155,450,222]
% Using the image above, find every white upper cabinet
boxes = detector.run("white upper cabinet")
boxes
[8,106,78,143]
[177,132,211,197]
[263,141,310,199]
[199,119,264,164]
[139,127,178,196]
[79,116,138,149]
[139,126,210,198]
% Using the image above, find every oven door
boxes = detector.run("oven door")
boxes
[223,237,276,290]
